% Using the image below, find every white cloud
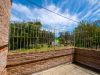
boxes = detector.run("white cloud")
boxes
[11,3,79,31]
[88,0,100,5]
[11,15,22,22]
[78,0,100,21]
[12,3,33,19]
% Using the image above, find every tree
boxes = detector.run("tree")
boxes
[59,31,72,46]
[9,21,54,50]
[74,21,100,48]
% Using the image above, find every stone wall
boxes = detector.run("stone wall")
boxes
[0,0,11,75]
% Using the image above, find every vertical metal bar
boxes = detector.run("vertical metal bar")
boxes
[81,31,83,48]
[33,26,35,49]
[48,28,50,51]
[54,28,55,50]
[92,30,93,49]
[83,32,84,48]
[24,22,26,49]
[30,24,31,49]
[37,27,38,46]
[98,32,100,50]
[27,22,28,49]
[44,28,45,47]
[97,31,98,50]
[41,28,44,50]
[79,32,80,48]
[36,26,38,51]
[8,21,11,51]
[95,31,97,50]
[32,25,34,49]
[94,31,96,49]
[87,31,88,48]
[16,23,18,50]
[35,26,36,51]
[28,23,30,49]
[74,31,76,48]
[13,22,15,50]
[85,31,87,48]
[20,23,22,50]
[88,31,90,49]
[90,31,92,49]
[19,23,21,50]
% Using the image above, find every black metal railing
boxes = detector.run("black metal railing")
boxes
[9,22,74,52]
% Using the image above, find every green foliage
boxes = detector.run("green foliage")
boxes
[74,21,100,48]
[9,20,100,51]
[34,44,41,49]
[59,32,73,46]
[9,21,54,50]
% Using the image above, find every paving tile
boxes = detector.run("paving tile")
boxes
[32,64,99,75]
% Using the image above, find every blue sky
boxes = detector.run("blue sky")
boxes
[11,0,100,32]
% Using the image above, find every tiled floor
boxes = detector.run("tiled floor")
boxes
[32,64,99,75]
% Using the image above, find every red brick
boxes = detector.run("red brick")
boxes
[0,0,11,75]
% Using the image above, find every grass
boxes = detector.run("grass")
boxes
[8,45,73,55]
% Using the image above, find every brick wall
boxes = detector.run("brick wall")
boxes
[74,48,100,70]
[0,0,11,75]
[7,49,74,75]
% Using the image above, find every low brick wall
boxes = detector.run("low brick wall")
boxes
[7,48,74,67]
[7,49,74,75]
[7,55,72,75]
[74,48,100,70]
[7,48,100,74]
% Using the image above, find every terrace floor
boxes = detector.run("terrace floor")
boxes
[32,63,99,75]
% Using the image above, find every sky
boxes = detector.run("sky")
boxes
[11,0,100,32]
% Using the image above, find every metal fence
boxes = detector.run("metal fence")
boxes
[9,22,100,53]
[9,22,74,52]
[74,31,100,50]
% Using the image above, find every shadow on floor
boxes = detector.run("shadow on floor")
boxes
[73,62,100,74]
